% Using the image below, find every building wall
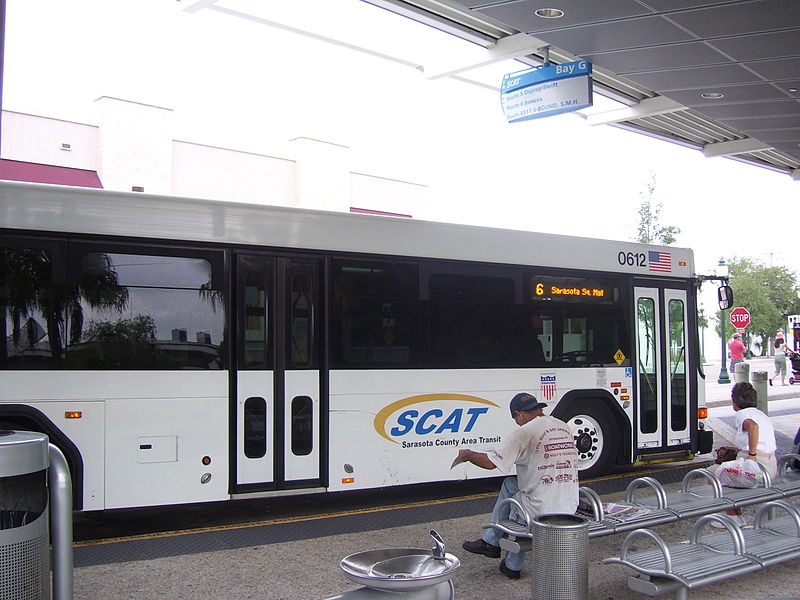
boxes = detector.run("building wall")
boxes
[172,141,297,206]
[1,111,98,170]
[95,97,173,194]
[1,100,428,216]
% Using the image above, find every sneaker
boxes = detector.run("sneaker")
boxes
[461,538,501,558]
[499,560,521,579]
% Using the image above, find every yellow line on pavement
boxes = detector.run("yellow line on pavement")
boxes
[74,491,496,547]
[75,461,710,548]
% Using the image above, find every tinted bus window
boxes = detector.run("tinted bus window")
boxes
[427,271,522,367]
[331,259,419,368]
[1,246,60,369]
[66,251,224,370]
[526,274,629,367]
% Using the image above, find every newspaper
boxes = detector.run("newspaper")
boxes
[577,500,651,522]
[450,455,466,469]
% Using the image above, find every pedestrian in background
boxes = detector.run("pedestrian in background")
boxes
[770,332,789,386]
[728,333,746,373]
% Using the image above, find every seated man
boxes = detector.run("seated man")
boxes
[458,392,579,579]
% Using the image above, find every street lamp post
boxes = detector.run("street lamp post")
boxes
[699,304,706,364]
[717,258,731,384]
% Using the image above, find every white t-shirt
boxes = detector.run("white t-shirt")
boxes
[734,407,777,454]
[487,414,579,519]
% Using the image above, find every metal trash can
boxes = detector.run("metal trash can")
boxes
[0,431,51,600]
[531,513,588,600]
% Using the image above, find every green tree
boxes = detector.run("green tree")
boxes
[714,258,800,355]
[634,173,681,245]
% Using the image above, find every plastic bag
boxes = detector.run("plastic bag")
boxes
[717,458,763,488]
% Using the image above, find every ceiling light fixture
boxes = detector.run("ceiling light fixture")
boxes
[788,87,798,93]
[535,8,565,19]
[700,92,724,99]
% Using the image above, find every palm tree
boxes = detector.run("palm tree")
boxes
[3,249,129,365]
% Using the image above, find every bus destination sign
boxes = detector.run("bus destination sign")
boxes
[530,276,618,303]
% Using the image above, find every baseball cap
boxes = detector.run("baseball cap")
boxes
[509,392,547,415]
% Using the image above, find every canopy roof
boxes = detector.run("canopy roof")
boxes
[368,0,800,179]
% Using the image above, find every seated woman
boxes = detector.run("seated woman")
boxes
[711,381,777,526]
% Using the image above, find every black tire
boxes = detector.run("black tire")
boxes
[558,401,615,479]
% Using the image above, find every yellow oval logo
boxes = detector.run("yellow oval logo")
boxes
[374,393,500,443]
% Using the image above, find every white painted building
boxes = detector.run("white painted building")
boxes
[0,96,428,217]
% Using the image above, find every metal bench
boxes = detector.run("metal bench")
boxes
[603,501,800,599]
[658,468,734,518]
[627,464,780,511]
[770,453,800,497]
[483,459,800,556]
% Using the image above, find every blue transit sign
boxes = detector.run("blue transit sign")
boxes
[501,60,593,123]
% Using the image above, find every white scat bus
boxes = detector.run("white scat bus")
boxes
[0,181,714,510]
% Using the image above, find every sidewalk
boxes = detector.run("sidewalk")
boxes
[704,356,799,406]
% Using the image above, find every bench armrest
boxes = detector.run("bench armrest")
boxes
[690,514,746,553]
[776,453,800,475]
[681,467,723,497]
[619,528,674,573]
[625,476,668,508]
[579,486,605,521]
[754,500,800,535]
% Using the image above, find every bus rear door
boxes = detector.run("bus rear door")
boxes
[234,254,323,493]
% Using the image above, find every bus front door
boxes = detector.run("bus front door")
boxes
[635,287,691,453]
[234,254,323,493]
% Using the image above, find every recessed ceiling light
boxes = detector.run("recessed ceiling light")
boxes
[701,92,724,99]
[789,87,799,93]
[535,8,565,19]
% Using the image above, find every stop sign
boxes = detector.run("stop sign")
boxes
[730,307,751,329]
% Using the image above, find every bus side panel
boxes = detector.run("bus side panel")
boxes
[326,368,633,491]
[104,392,229,509]
[2,372,108,510]
[0,370,229,510]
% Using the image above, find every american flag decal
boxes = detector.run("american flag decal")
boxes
[540,374,557,402]
[648,251,672,273]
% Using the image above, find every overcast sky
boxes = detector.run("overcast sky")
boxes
[4,0,799,344]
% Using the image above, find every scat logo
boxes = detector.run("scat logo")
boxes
[374,394,499,444]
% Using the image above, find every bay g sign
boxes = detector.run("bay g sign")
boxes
[501,60,593,123]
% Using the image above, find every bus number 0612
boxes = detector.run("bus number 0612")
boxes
[618,252,646,267]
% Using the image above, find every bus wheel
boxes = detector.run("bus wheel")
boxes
[562,403,614,479]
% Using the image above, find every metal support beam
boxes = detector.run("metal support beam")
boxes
[703,138,773,157]
[585,96,685,126]
[425,32,546,79]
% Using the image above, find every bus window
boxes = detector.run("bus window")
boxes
[1,246,59,369]
[242,267,269,369]
[243,396,267,459]
[290,273,312,367]
[427,271,522,368]
[331,259,418,368]
[291,395,313,456]
[67,251,224,370]
[527,313,552,365]
[637,297,658,433]
[669,298,687,431]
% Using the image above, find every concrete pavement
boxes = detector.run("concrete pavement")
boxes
[67,357,800,600]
